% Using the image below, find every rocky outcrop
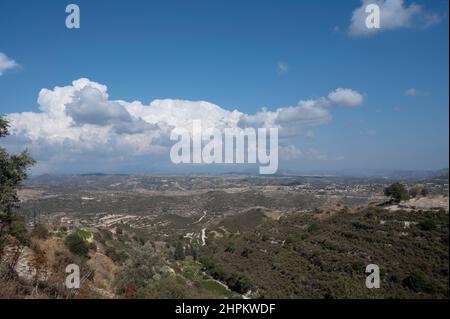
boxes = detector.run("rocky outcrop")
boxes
[1,236,49,283]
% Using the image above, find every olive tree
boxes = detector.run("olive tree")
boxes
[384,182,409,203]
[0,116,35,232]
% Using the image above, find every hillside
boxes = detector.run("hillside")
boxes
[1,194,448,299]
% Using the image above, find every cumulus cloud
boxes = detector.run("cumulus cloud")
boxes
[240,97,332,134]
[0,52,19,76]
[3,78,363,173]
[328,88,364,107]
[239,88,363,136]
[66,87,132,126]
[349,0,441,36]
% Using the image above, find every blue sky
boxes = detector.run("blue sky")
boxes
[0,0,448,174]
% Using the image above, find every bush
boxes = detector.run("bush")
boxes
[105,246,128,263]
[241,247,253,258]
[88,242,97,251]
[225,242,236,253]
[139,276,190,298]
[419,219,436,231]
[199,257,252,294]
[409,187,420,198]
[113,244,175,298]
[115,226,123,236]
[226,273,252,293]
[308,223,319,233]
[8,217,30,246]
[65,233,89,257]
[31,224,49,239]
[384,183,409,203]
[402,271,432,293]
[174,241,185,260]
[100,229,113,241]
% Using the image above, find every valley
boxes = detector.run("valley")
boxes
[1,173,448,299]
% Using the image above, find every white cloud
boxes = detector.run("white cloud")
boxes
[349,0,441,36]
[421,13,442,29]
[240,88,364,134]
[3,78,363,173]
[405,87,429,97]
[280,145,302,161]
[0,52,19,76]
[277,62,289,74]
[302,148,345,162]
[306,130,315,139]
[328,88,364,107]
[279,146,344,162]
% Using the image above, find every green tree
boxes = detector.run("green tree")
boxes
[409,187,420,198]
[8,217,30,246]
[0,116,35,234]
[384,182,409,203]
[174,241,185,260]
[420,188,429,197]
[419,219,436,231]
[31,224,49,239]
[65,233,90,257]
[113,244,180,298]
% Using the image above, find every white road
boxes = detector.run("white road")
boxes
[201,228,207,246]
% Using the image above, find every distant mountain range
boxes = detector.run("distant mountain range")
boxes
[29,168,449,182]
[275,168,449,180]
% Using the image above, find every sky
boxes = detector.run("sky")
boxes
[0,0,448,175]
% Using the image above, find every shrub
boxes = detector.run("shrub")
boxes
[409,187,420,198]
[31,224,49,239]
[139,276,190,299]
[8,217,30,246]
[227,273,252,293]
[384,183,409,203]
[115,226,123,236]
[113,244,176,298]
[241,247,253,258]
[100,229,113,241]
[225,242,236,253]
[105,246,128,263]
[308,223,319,233]
[88,242,97,251]
[174,241,185,260]
[65,233,89,257]
[419,219,436,231]
[402,271,432,293]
